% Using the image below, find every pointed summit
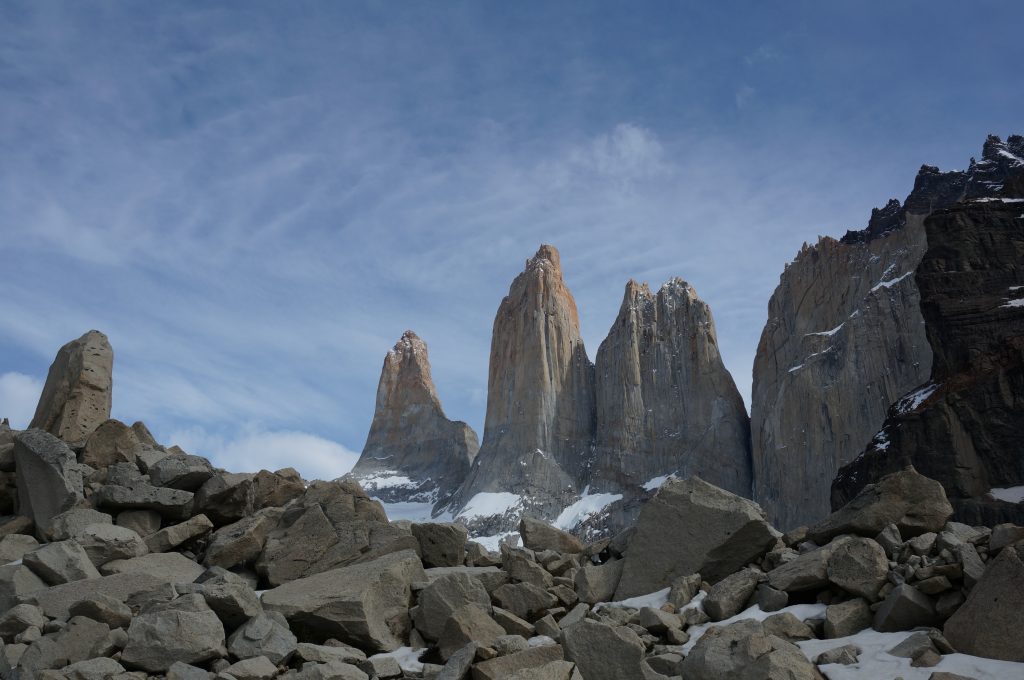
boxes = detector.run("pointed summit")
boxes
[349,330,478,508]
[449,244,596,528]
[590,277,751,498]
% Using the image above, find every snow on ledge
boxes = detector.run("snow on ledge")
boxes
[642,474,675,491]
[989,485,1024,504]
[870,271,913,293]
[456,492,524,521]
[594,587,672,612]
[554,490,623,530]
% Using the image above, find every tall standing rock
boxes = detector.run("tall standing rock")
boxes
[348,331,478,509]
[449,245,595,526]
[590,278,751,497]
[30,330,113,445]
[833,135,1024,525]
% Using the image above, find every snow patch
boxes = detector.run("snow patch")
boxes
[594,587,671,612]
[989,485,1024,504]
[470,532,518,552]
[358,473,417,489]
[797,628,1024,680]
[870,271,913,293]
[376,500,451,523]
[681,601,827,655]
[528,635,558,648]
[1002,298,1024,309]
[369,647,425,673]
[554,491,623,530]
[642,474,675,491]
[896,383,939,414]
[456,492,524,521]
[807,322,844,337]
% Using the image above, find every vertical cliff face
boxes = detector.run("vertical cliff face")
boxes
[590,278,751,497]
[754,134,1024,530]
[348,331,478,508]
[449,245,596,527]
[834,135,1024,525]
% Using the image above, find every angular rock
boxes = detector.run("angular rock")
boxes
[767,539,843,593]
[0,604,47,641]
[0,533,39,563]
[191,579,263,630]
[493,582,558,621]
[62,657,126,680]
[221,655,277,680]
[990,523,1024,552]
[0,562,47,611]
[762,612,814,641]
[470,644,564,680]
[614,477,776,598]
[704,568,762,621]
[48,508,114,542]
[574,559,623,605]
[944,543,1024,661]
[873,583,937,632]
[30,330,113,444]
[68,593,133,628]
[93,483,194,520]
[149,453,215,491]
[14,430,84,537]
[411,522,468,568]
[24,540,101,584]
[120,594,226,672]
[167,661,212,680]
[425,566,510,594]
[492,607,535,637]
[824,598,872,638]
[204,507,282,569]
[815,645,860,665]
[679,619,824,680]
[27,572,174,619]
[412,572,491,641]
[261,549,426,651]
[637,607,680,634]
[75,523,148,566]
[101,551,205,583]
[256,480,415,586]
[826,536,888,599]
[347,331,479,509]
[562,619,649,680]
[146,514,214,553]
[196,470,304,525]
[81,419,139,469]
[436,642,476,680]
[756,584,788,612]
[810,467,953,544]
[519,517,583,555]
[437,604,505,660]
[227,613,297,665]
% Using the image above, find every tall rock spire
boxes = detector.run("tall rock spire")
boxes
[449,245,596,527]
[348,330,478,508]
[30,330,113,445]
[590,278,752,497]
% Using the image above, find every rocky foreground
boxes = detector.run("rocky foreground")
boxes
[2,403,1024,679]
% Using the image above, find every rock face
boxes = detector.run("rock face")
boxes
[14,429,85,538]
[450,245,596,524]
[348,331,478,510]
[590,279,752,498]
[752,135,1024,530]
[30,330,113,444]
[833,138,1024,525]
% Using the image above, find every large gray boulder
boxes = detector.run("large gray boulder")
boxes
[679,619,824,680]
[23,540,101,584]
[826,536,888,600]
[14,430,85,538]
[256,480,416,586]
[145,514,214,553]
[93,483,194,520]
[26,571,174,619]
[204,507,282,569]
[436,604,505,660]
[0,562,48,611]
[704,568,762,621]
[519,517,583,554]
[29,330,113,445]
[873,584,937,632]
[809,467,952,544]
[574,559,624,604]
[74,523,148,566]
[562,618,656,680]
[227,612,297,665]
[411,522,467,568]
[412,571,491,641]
[615,477,776,598]
[48,508,113,541]
[121,594,226,672]
[80,419,139,469]
[261,549,426,652]
[149,453,215,491]
[944,543,1024,661]
[470,644,565,680]
[100,551,206,583]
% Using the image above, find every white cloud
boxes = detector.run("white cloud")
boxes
[0,372,43,429]
[167,423,362,482]
[560,123,670,184]
[735,84,756,109]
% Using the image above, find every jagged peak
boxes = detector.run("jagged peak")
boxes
[525,244,562,273]
[386,329,427,361]
[659,276,699,302]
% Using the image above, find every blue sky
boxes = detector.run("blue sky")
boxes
[2,2,1022,480]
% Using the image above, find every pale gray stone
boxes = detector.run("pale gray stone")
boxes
[411,522,467,568]
[14,430,84,537]
[121,594,227,672]
[413,571,490,641]
[24,540,101,584]
[228,612,297,665]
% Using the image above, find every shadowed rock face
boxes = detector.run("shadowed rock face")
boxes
[755,133,1024,531]
[30,330,113,445]
[348,331,478,508]
[833,186,1024,524]
[450,245,596,522]
[589,278,751,498]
